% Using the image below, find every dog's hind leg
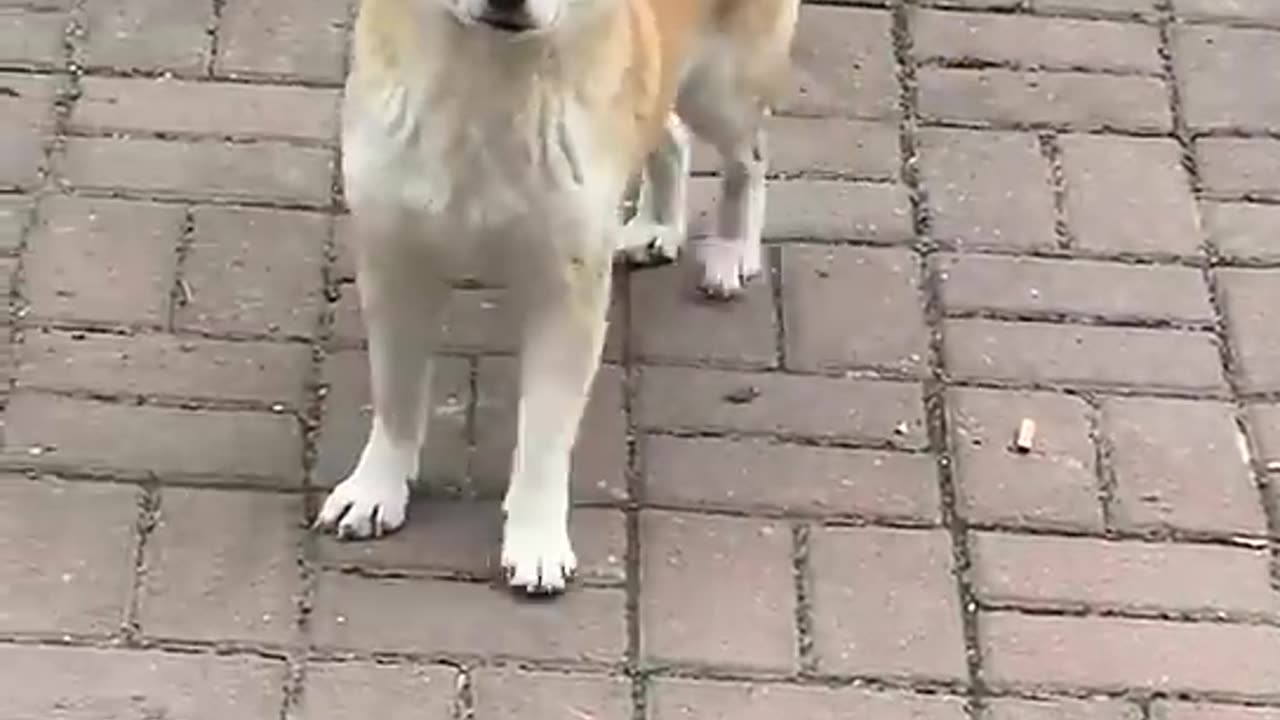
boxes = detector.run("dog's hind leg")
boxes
[501,244,612,594]
[618,112,691,267]
[315,221,447,539]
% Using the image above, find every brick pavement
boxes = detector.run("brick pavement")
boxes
[1,0,1279,717]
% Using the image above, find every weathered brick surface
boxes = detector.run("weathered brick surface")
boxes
[24,196,182,326]
[643,436,940,520]
[1059,135,1201,255]
[3,393,303,483]
[72,77,340,140]
[1176,26,1280,131]
[176,206,328,338]
[917,68,1171,132]
[649,679,968,720]
[4,1,1278,714]
[936,254,1212,321]
[971,532,1278,616]
[948,387,1104,531]
[295,663,457,720]
[60,137,334,205]
[0,645,286,719]
[635,366,927,446]
[16,329,311,406]
[918,129,1058,250]
[139,488,302,643]
[0,478,137,634]
[913,11,1162,73]
[472,669,631,720]
[981,612,1280,696]
[1102,397,1267,535]
[781,246,927,374]
[641,512,796,669]
[311,572,626,660]
[944,320,1226,391]
[810,527,968,680]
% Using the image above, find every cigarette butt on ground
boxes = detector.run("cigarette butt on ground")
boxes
[1015,418,1036,453]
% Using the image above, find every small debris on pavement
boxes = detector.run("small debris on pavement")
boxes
[723,385,761,404]
[1014,418,1036,453]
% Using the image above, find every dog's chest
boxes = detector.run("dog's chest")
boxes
[342,74,612,234]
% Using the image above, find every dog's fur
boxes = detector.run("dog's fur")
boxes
[315,0,799,593]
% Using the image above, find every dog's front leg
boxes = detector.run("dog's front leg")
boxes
[316,225,448,540]
[502,246,612,594]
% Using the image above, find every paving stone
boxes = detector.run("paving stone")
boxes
[216,0,350,83]
[139,488,301,643]
[0,72,54,190]
[918,129,1058,250]
[810,527,968,680]
[82,0,212,72]
[913,10,1162,73]
[1197,137,1280,199]
[316,503,626,585]
[24,196,182,326]
[1102,397,1266,535]
[981,612,1280,697]
[970,532,1278,616]
[311,573,626,661]
[0,194,35,254]
[1032,0,1155,12]
[943,319,1226,392]
[1220,269,1280,393]
[649,679,969,720]
[1174,0,1280,24]
[936,254,1213,322]
[61,137,334,205]
[1176,26,1280,131]
[16,329,310,406]
[781,246,927,374]
[1059,134,1201,255]
[917,68,1171,132]
[1152,702,1280,720]
[175,206,328,338]
[757,179,913,243]
[0,645,286,719]
[1246,403,1280,467]
[643,435,940,520]
[73,77,340,141]
[313,349,469,488]
[948,387,1103,531]
[635,366,928,447]
[0,9,65,67]
[630,263,778,369]
[641,512,796,670]
[1201,202,1280,262]
[780,5,896,119]
[3,393,303,484]
[294,662,457,720]
[982,697,1142,720]
[751,117,898,180]
[472,669,631,720]
[0,477,136,634]
[471,358,628,503]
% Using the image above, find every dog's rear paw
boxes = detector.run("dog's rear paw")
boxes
[695,236,761,299]
[501,521,577,595]
[313,474,409,540]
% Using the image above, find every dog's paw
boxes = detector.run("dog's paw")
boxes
[695,236,762,299]
[501,520,577,595]
[313,474,410,540]
[618,221,683,268]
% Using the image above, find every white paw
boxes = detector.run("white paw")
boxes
[619,221,683,267]
[313,474,410,540]
[695,236,762,299]
[501,518,577,595]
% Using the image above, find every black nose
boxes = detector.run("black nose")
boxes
[488,0,525,12]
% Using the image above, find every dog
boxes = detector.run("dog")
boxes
[314,0,800,594]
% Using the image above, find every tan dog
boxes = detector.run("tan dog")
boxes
[315,0,800,594]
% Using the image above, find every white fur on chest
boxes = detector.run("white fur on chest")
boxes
[341,53,619,245]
